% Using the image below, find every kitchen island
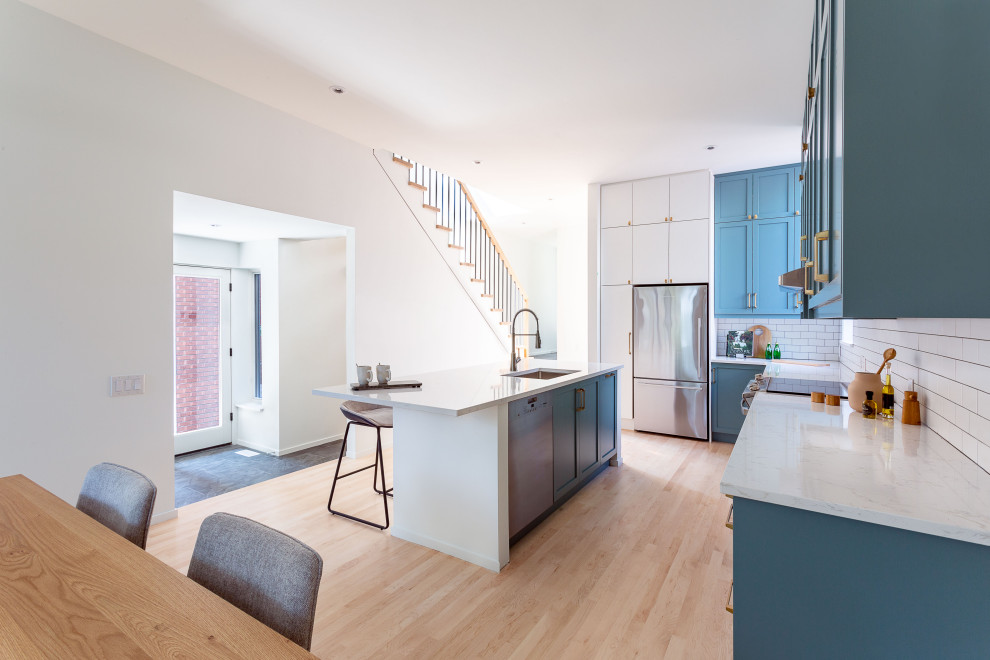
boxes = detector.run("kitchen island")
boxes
[314,359,622,572]
[722,392,990,658]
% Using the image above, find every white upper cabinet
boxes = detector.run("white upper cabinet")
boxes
[601,182,633,228]
[601,227,632,285]
[668,219,709,283]
[669,171,710,222]
[632,223,669,285]
[632,177,670,225]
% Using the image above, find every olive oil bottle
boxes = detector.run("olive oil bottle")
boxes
[881,364,895,419]
[862,391,878,419]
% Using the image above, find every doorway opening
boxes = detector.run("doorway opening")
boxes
[172,191,355,506]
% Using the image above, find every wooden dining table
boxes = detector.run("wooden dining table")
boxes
[0,474,316,658]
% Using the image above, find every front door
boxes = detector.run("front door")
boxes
[173,266,232,455]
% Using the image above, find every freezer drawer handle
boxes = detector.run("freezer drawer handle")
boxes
[640,383,704,391]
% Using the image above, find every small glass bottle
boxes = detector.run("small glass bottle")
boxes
[862,391,878,419]
[880,364,895,419]
[765,344,773,360]
[772,342,781,360]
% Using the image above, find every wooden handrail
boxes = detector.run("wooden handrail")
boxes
[458,182,529,305]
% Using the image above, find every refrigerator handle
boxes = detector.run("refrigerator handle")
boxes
[697,318,702,377]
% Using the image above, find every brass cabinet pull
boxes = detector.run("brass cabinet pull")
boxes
[802,142,808,151]
[808,86,816,99]
[628,332,632,355]
[814,231,830,282]
[746,293,751,308]
[725,502,734,529]
[753,292,757,309]
[576,388,586,411]
[796,295,803,308]
[753,214,758,219]
[726,581,734,614]
[795,210,800,215]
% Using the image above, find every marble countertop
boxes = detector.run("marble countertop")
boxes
[711,356,771,366]
[313,359,622,417]
[721,392,990,546]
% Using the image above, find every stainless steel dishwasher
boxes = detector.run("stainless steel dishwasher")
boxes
[508,392,554,539]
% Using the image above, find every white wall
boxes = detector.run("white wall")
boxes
[0,0,505,517]
[278,238,347,454]
[840,319,990,475]
[556,216,590,361]
[496,230,557,354]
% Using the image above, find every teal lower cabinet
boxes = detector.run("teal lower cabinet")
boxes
[552,372,618,502]
[733,497,990,659]
[711,363,765,442]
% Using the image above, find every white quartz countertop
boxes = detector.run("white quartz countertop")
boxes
[711,356,772,366]
[313,359,622,417]
[721,393,990,546]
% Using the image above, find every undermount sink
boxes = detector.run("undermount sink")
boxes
[508,368,578,380]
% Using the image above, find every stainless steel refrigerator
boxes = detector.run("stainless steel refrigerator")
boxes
[633,284,708,439]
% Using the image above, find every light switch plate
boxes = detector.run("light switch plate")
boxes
[110,375,145,396]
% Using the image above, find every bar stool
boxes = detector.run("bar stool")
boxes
[327,401,393,530]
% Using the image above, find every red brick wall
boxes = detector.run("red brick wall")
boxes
[175,276,220,433]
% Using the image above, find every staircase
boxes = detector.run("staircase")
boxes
[377,151,530,352]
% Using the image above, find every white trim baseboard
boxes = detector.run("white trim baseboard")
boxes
[151,508,178,525]
[275,433,344,457]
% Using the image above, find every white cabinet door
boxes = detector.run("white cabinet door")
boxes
[632,176,669,225]
[632,223,669,284]
[600,285,633,420]
[668,219,709,283]
[601,227,632,285]
[601,182,633,228]
[669,170,711,222]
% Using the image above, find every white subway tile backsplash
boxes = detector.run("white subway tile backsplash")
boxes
[842,318,990,476]
[716,317,841,361]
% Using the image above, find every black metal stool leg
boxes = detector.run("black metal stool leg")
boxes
[373,429,394,498]
[327,421,390,530]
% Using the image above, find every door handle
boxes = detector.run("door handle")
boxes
[628,332,632,355]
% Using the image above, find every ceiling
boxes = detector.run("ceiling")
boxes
[174,191,348,242]
[22,0,814,231]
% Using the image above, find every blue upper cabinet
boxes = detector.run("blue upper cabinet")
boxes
[753,168,796,219]
[715,164,801,317]
[715,221,752,315]
[715,174,751,223]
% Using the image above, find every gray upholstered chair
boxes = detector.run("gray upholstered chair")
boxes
[76,462,157,549]
[187,512,323,651]
[327,400,393,530]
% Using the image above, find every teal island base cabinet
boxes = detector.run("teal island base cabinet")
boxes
[510,371,618,544]
[733,497,990,659]
[711,363,765,442]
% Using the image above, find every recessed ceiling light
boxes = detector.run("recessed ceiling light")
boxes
[548,198,553,201]
[209,223,222,228]
[706,145,717,151]
[474,160,482,165]
[330,86,345,94]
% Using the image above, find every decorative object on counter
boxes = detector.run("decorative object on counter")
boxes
[881,364,895,419]
[772,342,781,360]
[748,325,771,358]
[765,344,773,360]
[902,391,922,425]
[862,391,878,419]
[876,347,897,374]
[726,331,754,358]
[810,391,826,404]
[847,371,883,411]
[376,363,392,385]
[825,394,841,407]
[349,380,422,391]
[356,364,373,387]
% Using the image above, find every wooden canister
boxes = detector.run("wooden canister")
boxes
[825,394,841,407]
[902,391,921,425]
[811,392,825,403]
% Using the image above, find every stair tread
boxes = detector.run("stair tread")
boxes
[459,262,475,267]
[408,182,428,191]
[435,225,452,231]
[393,156,413,168]
[423,204,441,212]
[470,278,484,283]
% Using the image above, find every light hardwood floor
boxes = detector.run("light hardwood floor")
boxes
[148,431,734,659]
